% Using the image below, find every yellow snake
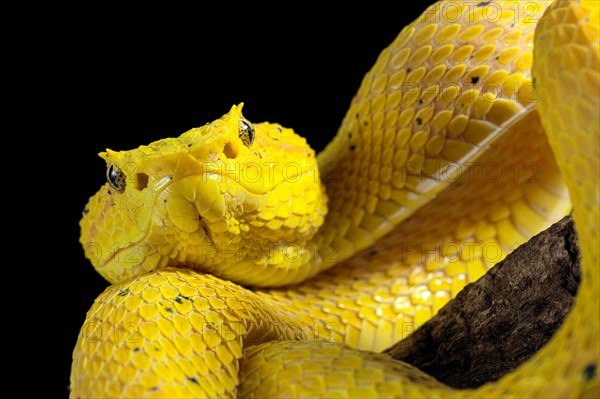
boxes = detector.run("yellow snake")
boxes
[71,1,599,397]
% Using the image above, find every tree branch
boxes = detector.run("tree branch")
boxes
[384,215,581,389]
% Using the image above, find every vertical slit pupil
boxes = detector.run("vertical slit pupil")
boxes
[239,119,254,146]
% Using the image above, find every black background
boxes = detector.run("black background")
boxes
[44,3,437,396]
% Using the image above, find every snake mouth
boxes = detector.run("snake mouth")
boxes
[88,173,224,283]
[94,235,149,272]
[80,180,166,283]
[83,217,155,284]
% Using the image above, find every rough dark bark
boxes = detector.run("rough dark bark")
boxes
[384,215,581,389]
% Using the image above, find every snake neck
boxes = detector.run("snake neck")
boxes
[208,0,550,288]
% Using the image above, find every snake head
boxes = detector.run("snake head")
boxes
[80,104,328,285]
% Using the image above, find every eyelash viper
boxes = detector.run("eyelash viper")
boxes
[71,1,599,397]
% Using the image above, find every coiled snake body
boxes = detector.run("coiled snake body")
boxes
[71,1,599,397]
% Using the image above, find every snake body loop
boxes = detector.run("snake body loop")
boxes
[72,1,599,397]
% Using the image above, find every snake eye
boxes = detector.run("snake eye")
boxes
[238,118,255,147]
[107,164,126,193]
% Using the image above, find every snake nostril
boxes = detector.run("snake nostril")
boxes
[136,173,149,190]
[223,142,239,159]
